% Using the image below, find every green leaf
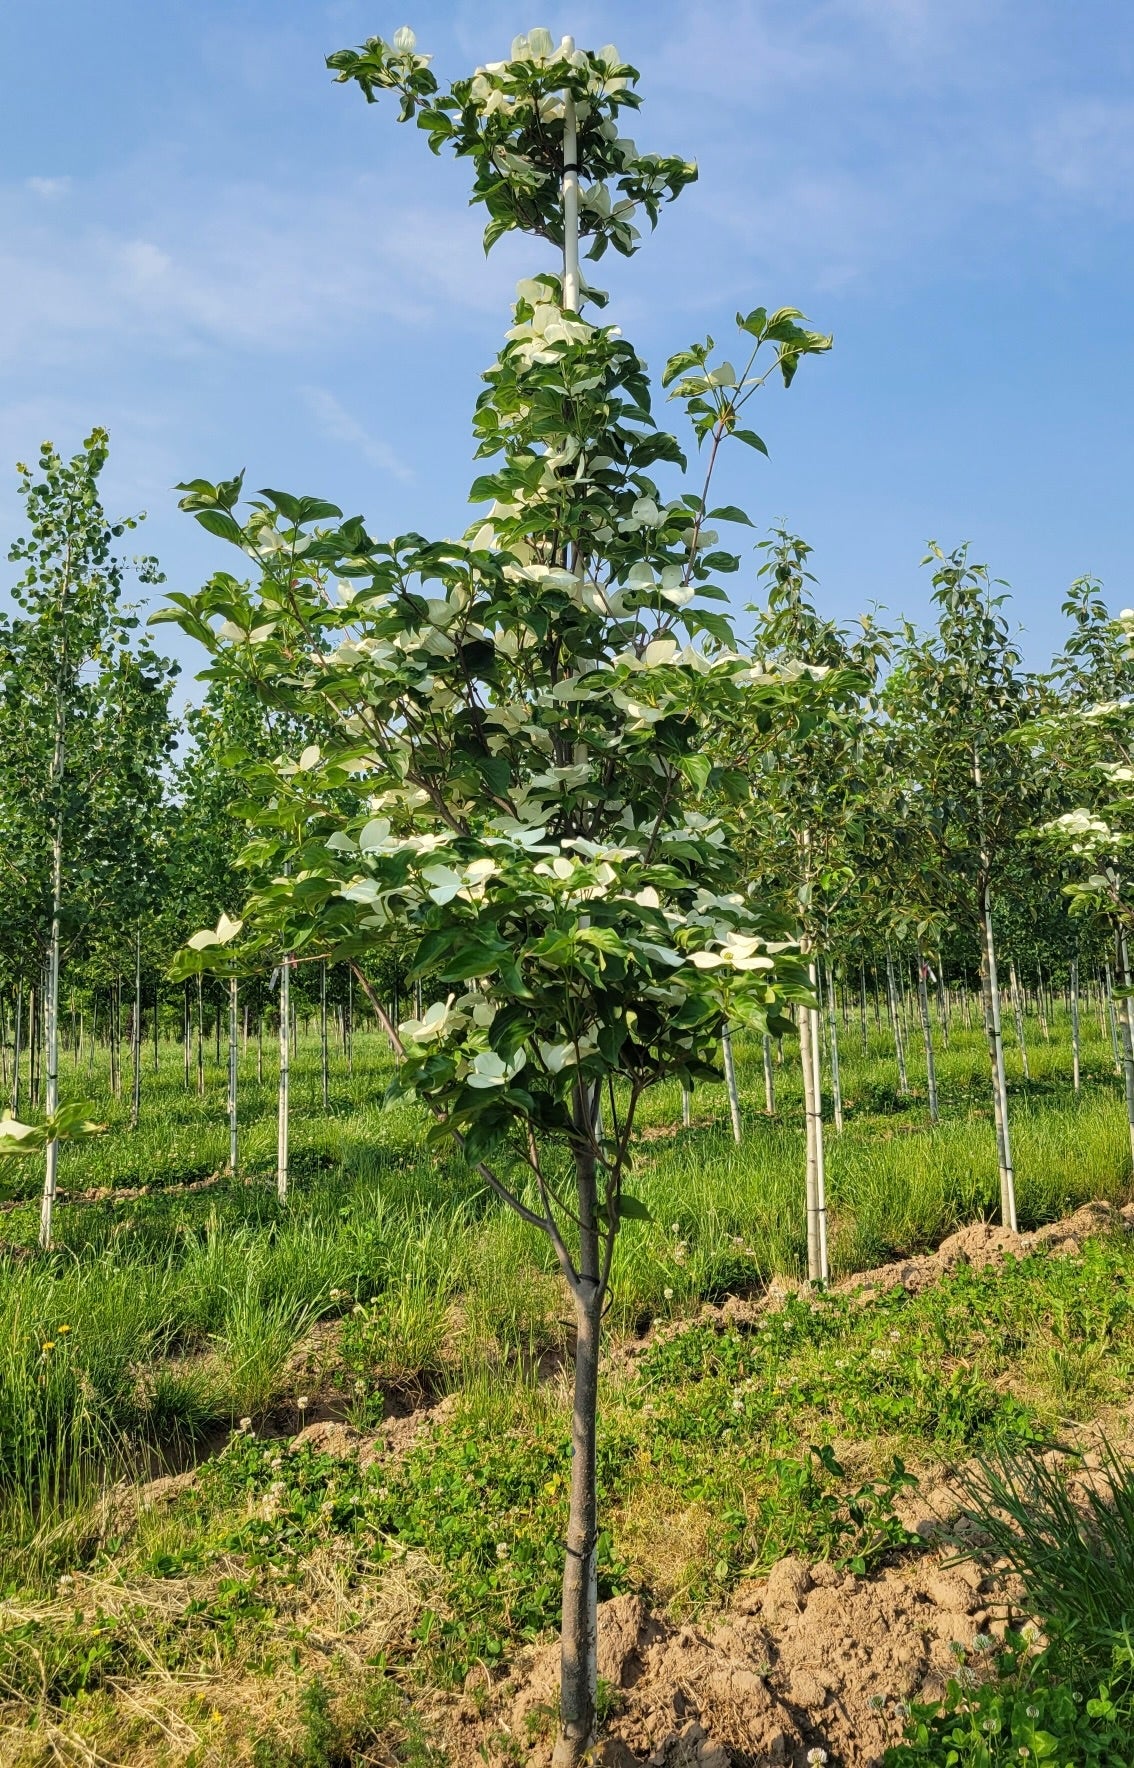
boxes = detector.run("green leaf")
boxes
[736,306,767,338]
[730,429,769,456]
[258,489,343,525]
[678,753,712,792]
[616,1193,652,1223]
[193,509,246,545]
[708,505,755,527]
[479,754,511,797]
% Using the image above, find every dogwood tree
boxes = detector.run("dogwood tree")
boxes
[1036,585,1134,1165]
[156,28,829,1762]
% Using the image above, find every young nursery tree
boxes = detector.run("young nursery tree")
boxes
[884,546,1045,1230]
[724,532,886,1280]
[0,432,174,1244]
[1037,584,1134,1165]
[156,28,829,1760]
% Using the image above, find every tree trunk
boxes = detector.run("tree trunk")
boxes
[11,977,22,1114]
[935,963,950,1050]
[1008,959,1030,1082]
[183,982,191,1089]
[228,974,239,1177]
[347,970,353,1078]
[915,944,939,1123]
[257,1005,263,1085]
[681,1082,691,1129]
[554,1076,601,1767]
[885,947,909,1096]
[277,959,290,1202]
[762,1033,775,1114]
[320,959,329,1111]
[130,934,142,1130]
[1114,929,1134,1176]
[39,787,65,1250]
[721,1025,742,1144]
[859,958,869,1055]
[30,985,40,1106]
[825,963,843,1134]
[1104,965,1122,1074]
[980,885,1017,1231]
[1071,958,1081,1093]
[196,976,205,1097]
[799,968,829,1285]
[1035,959,1051,1043]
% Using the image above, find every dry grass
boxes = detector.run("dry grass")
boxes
[0,1543,449,1768]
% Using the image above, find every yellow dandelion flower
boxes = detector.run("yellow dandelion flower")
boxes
[57,1325,71,1335]
[42,1341,56,1353]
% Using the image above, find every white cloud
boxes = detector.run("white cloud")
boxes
[25,176,71,199]
[1032,99,1134,208]
[0,173,519,370]
[302,387,414,482]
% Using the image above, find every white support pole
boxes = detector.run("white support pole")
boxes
[228,974,238,1177]
[721,1025,742,1144]
[560,37,581,313]
[277,957,290,1203]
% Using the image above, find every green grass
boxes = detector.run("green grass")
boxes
[6,1235,1134,1765]
[2,986,1134,1761]
[0,997,1130,1566]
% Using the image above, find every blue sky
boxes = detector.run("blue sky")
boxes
[2,0,1132,690]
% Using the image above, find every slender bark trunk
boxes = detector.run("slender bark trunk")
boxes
[916,945,939,1123]
[111,982,122,1100]
[1115,929,1134,1176]
[347,970,353,1078]
[681,1082,691,1129]
[936,963,951,1051]
[825,964,844,1134]
[980,885,1017,1231]
[799,968,829,1284]
[1071,958,1081,1093]
[1036,959,1051,1042]
[885,947,909,1096]
[39,795,65,1250]
[153,981,159,1071]
[320,959,329,1112]
[763,1033,775,1115]
[1009,959,1030,1081]
[721,1025,742,1144]
[1105,965,1122,1074]
[228,974,238,1177]
[30,985,40,1106]
[11,977,22,1114]
[554,1075,601,1767]
[277,958,290,1202]
[183,982,190,1089]
[196,976,205,1097]
[130,934,141,1130]
[859,958,868,1055]
[257,1006,263,1085]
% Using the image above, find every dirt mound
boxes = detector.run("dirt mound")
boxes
[835,1197,1134,1303]
[466,1537,1022,1767]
